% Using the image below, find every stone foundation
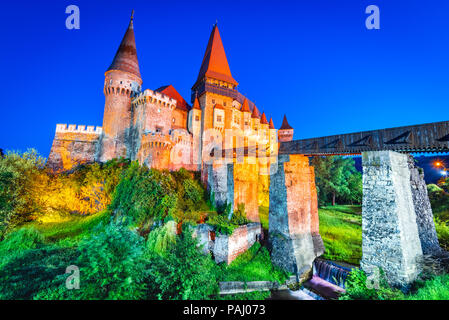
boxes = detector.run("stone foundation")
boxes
[268,154,323,275]
[361,151,423,288]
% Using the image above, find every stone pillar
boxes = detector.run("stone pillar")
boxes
[268,154,323,276]
[361,151,423,288]
[207,161,231,210]
[233,157,260,222]
[407,155,441,255]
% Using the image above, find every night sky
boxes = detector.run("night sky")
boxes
[1,0,449,158]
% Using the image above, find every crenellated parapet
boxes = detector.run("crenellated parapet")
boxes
[47,124,102,172]
[141,132,173,150]
[132,89,177,109]
[56,124,103,135]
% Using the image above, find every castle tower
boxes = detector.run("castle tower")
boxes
[192,24,238,180]
[100,12,142,162]
[189,96,203,170]
[278,114,294,142]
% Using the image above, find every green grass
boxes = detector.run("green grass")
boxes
[26,210,110,244]
[318,206,362,265]
[407,275,449,300]
[221,242,290,283]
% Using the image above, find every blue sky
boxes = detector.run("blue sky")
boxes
[1,0,448,157]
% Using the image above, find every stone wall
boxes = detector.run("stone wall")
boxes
[194,223,262,264]
[268,154,323,275]
[47,124,101,171]
[361,151,423,288]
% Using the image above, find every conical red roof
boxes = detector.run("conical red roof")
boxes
[241,98,251,113]
[251,105,260,119]
[107,13,141,79]
[260,112,268,124]
[192,96,201,110]
[279,115,293,130]
[269,117,275,129]
[193,24,238,88]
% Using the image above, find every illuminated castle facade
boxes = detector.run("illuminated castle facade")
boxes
[47,14,294,174]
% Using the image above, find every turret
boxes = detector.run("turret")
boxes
[278,114,294,142]
[100,11,142,161]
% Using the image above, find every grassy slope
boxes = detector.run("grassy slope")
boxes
[318,206,362,265]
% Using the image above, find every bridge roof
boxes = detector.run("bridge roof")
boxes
[279,120,449,155]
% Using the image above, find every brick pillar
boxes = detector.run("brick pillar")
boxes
[361,151,423,288]
[268,154,323,275]
[407,155,441,255]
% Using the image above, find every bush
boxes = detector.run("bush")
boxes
[146,227,219,300]
[0,149,46,237]
[146,221,177,256]
[36,220,148,300]
[110,162,178,227]
[0,245,78,300]
[339,268,404,300]
[407,274,449,300]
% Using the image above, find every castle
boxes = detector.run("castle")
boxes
[47,13,294,182]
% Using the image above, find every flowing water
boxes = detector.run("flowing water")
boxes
[268,259,354,300]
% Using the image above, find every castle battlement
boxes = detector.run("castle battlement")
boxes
[56,124,103,135]
[133,89,177,108]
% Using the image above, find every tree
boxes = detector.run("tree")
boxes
[311,156,361,206]
[0,149,46,238]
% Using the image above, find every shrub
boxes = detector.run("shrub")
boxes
[146,221,177,256]
[339,268,404,300]
[110,162,178,226]
[146,227,219,300]
[0,149,46,237]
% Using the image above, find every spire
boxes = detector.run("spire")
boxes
[260,112,268,124]
[241,98,251,113]
[193,24,238,88]
[251,105,260,119]
[192,95,201,110]
[107,11,141,79]
[269,117,275,129]
[279,114,293,130]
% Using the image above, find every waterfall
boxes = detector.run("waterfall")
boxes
[313,259,352,288]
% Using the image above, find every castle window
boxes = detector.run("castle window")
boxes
[217,116,222,122]
[172,118,175,123]
[223,102,227,106]
[158,108,161,113]
[245,121,249,126]
[212,99,215,104]
[195,116,200,121]
[155,126,162,133]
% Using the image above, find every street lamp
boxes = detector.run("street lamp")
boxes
[434,161,448,177]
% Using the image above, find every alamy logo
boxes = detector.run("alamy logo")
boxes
[65,265,80,290]
[365,5,380,30]
[66,5,80,30]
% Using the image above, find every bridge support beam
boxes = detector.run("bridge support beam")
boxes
[407,155,442,255]
[361,151,424,288]
[268,154,324,276]
[207,158,260,222]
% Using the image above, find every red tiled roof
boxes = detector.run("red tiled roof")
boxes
[107,14,141,79]
[192,96,201,110]
[155,85,191,111]
[251,105,261,119]
[193,25,238,88]
[260,112,268,124]
[241,98,251,112]
[279,115,293,130]
[269,117,275,129]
